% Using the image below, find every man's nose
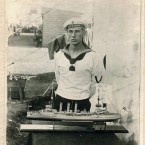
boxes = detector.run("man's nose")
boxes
[72,31,76,37]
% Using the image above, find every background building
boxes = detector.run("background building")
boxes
[41,7,82,47]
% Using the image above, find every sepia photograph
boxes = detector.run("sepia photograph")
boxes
[6,0,142,145]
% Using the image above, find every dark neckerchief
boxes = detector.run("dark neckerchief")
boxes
[62,43,92,71]
[64,52,87,64]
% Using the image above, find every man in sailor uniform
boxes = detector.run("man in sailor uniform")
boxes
[54,17,102,112]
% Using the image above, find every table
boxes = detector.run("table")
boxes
[21,120,128,145]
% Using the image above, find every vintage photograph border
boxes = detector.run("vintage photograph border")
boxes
[0,0,144,145]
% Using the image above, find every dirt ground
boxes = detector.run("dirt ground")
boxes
[7,101,29,145]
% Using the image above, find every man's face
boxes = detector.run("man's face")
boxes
[67,27,85,45]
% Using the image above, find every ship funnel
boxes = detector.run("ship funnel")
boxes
[59,102,63,112]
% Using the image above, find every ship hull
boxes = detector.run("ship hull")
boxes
[27,111,121,122]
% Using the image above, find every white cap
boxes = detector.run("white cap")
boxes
[63,17,87,30]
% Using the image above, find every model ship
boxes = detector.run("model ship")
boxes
[27,88,121,122]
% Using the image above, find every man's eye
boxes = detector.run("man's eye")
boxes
[68,30,73,33]
[75,30,80,33]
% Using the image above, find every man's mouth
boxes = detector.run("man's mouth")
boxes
[71,39,76,41]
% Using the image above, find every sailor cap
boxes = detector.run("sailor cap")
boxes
[63,17,87,30]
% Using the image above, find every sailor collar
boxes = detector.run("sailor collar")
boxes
[61,44,92,71]
[61,43,91,55]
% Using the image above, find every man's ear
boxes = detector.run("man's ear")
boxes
[83,29,87,37]
[82,29,86,43]
[65,32,69,43]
